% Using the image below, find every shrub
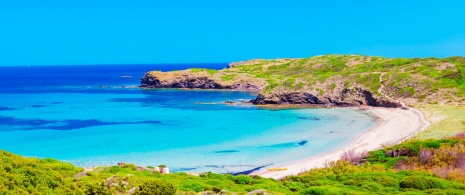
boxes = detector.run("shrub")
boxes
[180,182,204,192]
[300,186,346,195]
[300,187,325,195]
[85,182,111,195]
[135,180,176,195]
[400,176,432,190]
[419,149,434,165]
[121,164,137,171]
[378,176,399,188]
[235,175,253,184]
[361,181,383,192]
[340,149,368,165]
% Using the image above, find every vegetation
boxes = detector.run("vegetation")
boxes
[4,132,465,194]
[189,68,219,75]
[4,55,465,194]
[182,55,465,105]
[414,104,465,140]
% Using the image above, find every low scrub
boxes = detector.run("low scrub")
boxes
[4,132,465,194]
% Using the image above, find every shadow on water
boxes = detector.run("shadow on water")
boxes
[0,116,161,131]
[259,140,308,148]
[0,107,15,111]
[213,150,240,154]
[231,164,271,175]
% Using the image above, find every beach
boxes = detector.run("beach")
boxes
[252,106,429,179]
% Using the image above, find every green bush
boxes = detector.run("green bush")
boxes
[300,186,345,195]
[378,176,399,188]
[400,176,433,190]
[361,181,383,191]
[135,180,176,195]
[235,175,253,184]
[300,187,325,195]
[85,182,111,195]
[121,164,137,171]
[180,181,204,192]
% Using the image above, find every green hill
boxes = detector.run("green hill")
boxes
[142,55,465,107]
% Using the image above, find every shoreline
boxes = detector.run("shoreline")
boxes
[251,106,429,179]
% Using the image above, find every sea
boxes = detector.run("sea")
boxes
[0,63,378,174]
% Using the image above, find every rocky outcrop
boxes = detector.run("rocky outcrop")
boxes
[142,75,224,89]
[251,92,321,105]
[140,71,264,90]
[141,70,401,108]
[252,87,402,108]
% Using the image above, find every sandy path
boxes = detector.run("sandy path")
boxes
[252,107,428,179]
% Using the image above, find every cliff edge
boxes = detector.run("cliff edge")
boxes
[141,55,465,107]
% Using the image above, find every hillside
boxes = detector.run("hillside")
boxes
[3,133,465,194]
[141,55,465,107]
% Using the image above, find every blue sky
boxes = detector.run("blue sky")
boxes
[0,0,464,66]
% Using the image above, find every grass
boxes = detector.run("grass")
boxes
[220,74,237,81]
[414,104,465,140]
[189,68,219,74]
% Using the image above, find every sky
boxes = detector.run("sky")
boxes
[0,0,464,66]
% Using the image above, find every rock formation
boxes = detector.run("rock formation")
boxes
[251,88,401,107]
[141,70,265,91]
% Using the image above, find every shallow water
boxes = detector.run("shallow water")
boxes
[0,64,377,173]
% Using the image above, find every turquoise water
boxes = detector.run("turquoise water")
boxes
[0,64,378,173]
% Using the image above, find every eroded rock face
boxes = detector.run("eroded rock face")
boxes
[251,92,321,105]
[141,71,401,108]
[140,72,262,90]
[252,87,401,108]
[141,73,222,89]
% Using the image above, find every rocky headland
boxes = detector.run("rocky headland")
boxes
[141,69,265,91]
[141,55,465,108]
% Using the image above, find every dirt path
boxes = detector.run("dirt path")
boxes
[378,72,405,107]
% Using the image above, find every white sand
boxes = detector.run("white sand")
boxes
[252,107,429,179]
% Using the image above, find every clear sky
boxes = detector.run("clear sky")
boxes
[1,0,464,66]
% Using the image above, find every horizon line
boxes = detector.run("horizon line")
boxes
[1,54,464,67]
[0,62,231,67]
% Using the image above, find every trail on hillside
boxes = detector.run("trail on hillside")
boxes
[378,72,405,107]
[378,73,430,138]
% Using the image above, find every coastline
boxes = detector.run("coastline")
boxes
[251,106,429,179]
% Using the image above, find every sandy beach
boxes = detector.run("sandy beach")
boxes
[252,106,429,179]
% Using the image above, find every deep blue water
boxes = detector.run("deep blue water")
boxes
[0,64,377,173]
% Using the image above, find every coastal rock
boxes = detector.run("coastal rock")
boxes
[252,87,401,108]
[251,92,321,105]
[141,70,263,90]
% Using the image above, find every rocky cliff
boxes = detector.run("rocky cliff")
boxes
[141,69,265,91]
[141,55,465,107]
[251,88,401,108]
[141,71,401,107]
